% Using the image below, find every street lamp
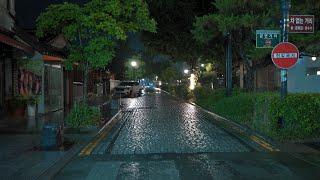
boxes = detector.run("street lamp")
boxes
[312,56,317,61]
[201,64,205,68]
[184,69,189,74]
[189,73,196,90]
[131,61,137,67]
[130,60,138,80]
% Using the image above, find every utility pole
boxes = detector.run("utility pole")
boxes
[226,33,232,96]
[280,0,290,99]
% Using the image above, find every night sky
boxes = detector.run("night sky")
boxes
[15,0,88,29]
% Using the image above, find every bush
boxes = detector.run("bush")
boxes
[66,103,101,128]
[194,87,225,111]
[194,87,320,141]
[269,94,320,140]
[212,93,256,125]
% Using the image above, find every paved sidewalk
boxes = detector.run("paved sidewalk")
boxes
[0,132,98,179]
[0,95,120,179]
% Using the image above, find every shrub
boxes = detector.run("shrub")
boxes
[212,93,256,125]
[194,87,225,111]
[269,94,320,140]
[194,87,320,141]
[66,103,101,128]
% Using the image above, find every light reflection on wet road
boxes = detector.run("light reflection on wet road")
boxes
[112,93,250,154]
[55,93,320,180]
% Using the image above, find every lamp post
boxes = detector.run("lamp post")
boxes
[226,32,232,97]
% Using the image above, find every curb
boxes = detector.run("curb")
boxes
[36,109,122,180]
[190,102,280,152]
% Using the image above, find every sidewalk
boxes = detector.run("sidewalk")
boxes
[0,95,119,179]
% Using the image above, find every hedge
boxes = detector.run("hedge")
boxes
[193,87,320,141]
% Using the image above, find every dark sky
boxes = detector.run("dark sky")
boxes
[15,0,88,29]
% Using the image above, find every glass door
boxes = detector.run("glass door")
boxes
[44,63,63,113]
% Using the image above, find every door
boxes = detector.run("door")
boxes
[44,63,64,113]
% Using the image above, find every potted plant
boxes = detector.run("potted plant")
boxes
[25,95,39,117]
[7,96,27,118]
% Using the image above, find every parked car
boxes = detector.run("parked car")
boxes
[115,81,142,97]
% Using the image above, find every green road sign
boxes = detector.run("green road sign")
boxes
[256,30,281,48]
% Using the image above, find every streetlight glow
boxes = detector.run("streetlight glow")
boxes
[312,57,317,61]
[131,61,137,67]
[184,69,189,74]
[201,64,205,67]
[189,73,196,90]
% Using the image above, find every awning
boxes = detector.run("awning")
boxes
[0,33,34,54]
[42,55,64,62]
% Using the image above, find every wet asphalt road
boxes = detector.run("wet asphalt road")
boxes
[56,93,320,180]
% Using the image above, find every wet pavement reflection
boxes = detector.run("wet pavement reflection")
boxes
[55,93,320,180]
[112,93,250,154]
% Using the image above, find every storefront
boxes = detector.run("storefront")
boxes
[0,31,33,115]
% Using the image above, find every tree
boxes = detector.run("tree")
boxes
[143,0,212,67]
[290,0,320,55]
[192,0,278,90]
[160,66,182,84]
[36,0,156,102]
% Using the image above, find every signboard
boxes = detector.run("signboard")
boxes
[256,30,281,48]
[271,42,299,69]
[289,15,314,33]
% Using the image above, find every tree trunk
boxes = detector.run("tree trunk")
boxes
[244,61,255,91]
[83,60,89,103]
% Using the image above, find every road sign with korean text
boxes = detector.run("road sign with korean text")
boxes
[289,15,314,33]
[271,42,299,69]
[256,30,281,48]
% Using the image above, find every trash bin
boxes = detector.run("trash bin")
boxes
[41,124,62,150]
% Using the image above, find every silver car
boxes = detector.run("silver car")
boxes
[115,81,142,97]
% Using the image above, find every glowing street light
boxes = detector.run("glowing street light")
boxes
[184,69,189,74]
[131,60,137,67]
[201,64,205,68]
[312,56,317,61]
[189,73,196,90]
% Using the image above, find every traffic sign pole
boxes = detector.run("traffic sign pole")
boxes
[280,0,290,99]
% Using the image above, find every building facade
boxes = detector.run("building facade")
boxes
[288,56,320,93]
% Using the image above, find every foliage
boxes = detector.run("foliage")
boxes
[160,66,182,83]
[269,94,320,140]
[290,0,320,55]
[18,59,43,76]
[192,0,277,60]
[194,87,320,141]
[162,84,191,100]
[36,0,156,100]
[143,0,212,65]
[24,95,40,105]
[66,103,101,128]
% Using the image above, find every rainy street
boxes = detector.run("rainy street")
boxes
[55,93,320,180]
